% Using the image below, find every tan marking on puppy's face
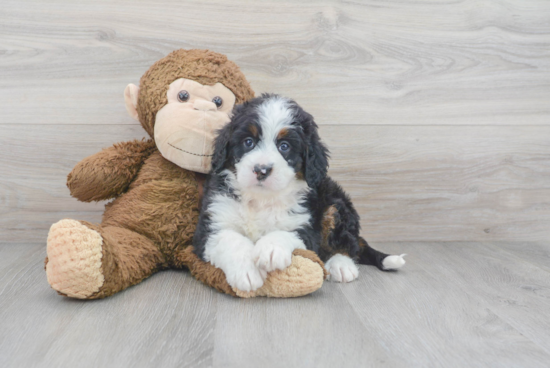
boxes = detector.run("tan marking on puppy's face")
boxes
[248,124,258,138]
[277,128,289,140]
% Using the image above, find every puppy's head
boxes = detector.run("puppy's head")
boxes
[211,94,329,192]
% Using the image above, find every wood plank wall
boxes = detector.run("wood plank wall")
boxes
[1,0,549,243]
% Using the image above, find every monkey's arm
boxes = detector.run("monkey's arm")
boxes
[67,139,157,202]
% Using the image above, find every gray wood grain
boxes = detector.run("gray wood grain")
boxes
[2,124,549,243]
[341,242,550,367]
[0,244,218,368]
[322,124,550,242]
[2,0,550,366]
[0,124,144,243]
[492,241,550,273]
[211,285,403,368]
[2,242,550,367]
[0,0,549,126]
[1,0,549,244]
[409,241,550,354]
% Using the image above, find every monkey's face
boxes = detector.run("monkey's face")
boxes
[153,78,237,173]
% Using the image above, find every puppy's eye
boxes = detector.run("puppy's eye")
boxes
[278,141,290,152]
[177,90,190,102]
[243,138,255,149]
[212,96,223,108]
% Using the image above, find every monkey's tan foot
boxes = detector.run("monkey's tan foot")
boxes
[175,247,327,298]
[235,249,327,298]
[46,219,105,299]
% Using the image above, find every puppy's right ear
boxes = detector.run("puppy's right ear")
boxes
[211,124,233,174]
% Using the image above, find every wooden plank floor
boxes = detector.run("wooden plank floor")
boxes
[1,1,550,367]
[1,242,550,368]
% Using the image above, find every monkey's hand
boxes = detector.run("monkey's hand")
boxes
[67,139,156,202]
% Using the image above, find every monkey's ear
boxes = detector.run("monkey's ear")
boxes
[124,83,140,121]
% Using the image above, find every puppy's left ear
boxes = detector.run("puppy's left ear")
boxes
[304,123,329,188]
[211,123,233,174]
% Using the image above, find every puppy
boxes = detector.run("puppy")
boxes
[193,94,405,291]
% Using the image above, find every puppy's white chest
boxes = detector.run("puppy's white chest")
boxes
[240,199,308,242]
[207,189,311,243]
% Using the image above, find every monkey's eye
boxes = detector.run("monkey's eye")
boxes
[177,90,190,102]
[278,141,290,153]
[212,96,223,108]
[243,137,255,149]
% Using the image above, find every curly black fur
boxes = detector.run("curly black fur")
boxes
[194,94,391,270]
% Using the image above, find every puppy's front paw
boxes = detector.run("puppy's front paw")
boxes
[253,231,305,272]
[226,261,265,292]
[325,254,359,283]
[254,243,292,273]
[253,240,293,273]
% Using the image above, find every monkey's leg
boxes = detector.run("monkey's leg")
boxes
[172,246,327,298]
[45,220,165,299]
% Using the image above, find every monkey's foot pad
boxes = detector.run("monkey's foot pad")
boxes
[46,219,105,299]
[234,249,326,298]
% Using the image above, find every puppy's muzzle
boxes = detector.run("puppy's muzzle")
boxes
[253,164,273,181]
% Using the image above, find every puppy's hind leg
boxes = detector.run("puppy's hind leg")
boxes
[325,254,359,283]
[358,237,406,271]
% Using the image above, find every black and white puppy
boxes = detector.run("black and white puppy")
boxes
[193,94,405,292]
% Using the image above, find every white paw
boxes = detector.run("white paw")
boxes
[325,254,359,283]
[382,254,407,270]
[253,231,304,272]
[225,260,266,292]
[203,230,266,292]
[254,239,293,272]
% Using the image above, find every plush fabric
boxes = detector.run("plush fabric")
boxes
[234,249,328,298]
[137,49,255,138]
[153,79,236,173]
[176,248,328,298]
[67,139,157,202]
[45,49,327,299]
[46,220,104,299]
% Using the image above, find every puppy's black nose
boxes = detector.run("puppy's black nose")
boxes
[253,164,273,181]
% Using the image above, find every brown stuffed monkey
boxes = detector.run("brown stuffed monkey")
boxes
[45,49,326,299]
